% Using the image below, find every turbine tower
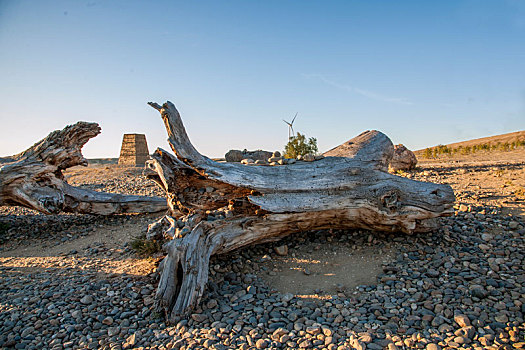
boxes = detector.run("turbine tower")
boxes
[283,112,298,140]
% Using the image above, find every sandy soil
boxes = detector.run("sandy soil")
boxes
[258,238,393,299]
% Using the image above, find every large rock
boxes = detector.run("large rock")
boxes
[224,150,244,162]
[225,149,272,162]
[389,144,417,171]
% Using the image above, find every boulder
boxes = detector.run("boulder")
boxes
[225,150,244,162]
[389,144,417,171]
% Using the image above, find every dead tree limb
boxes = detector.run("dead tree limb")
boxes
[146,101,455,321]
[0,122,167,215]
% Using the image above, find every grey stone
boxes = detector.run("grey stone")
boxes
[206,299,218,309]
[191,313,207,322]
[80,295,94,305]
[302,154,315,162]
[107,326,120,337]
[470,286,488,299]
[274,245,288,256]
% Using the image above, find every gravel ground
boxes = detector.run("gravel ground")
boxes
[1,163,524,350]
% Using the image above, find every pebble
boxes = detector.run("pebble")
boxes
[454,314,471,328]
[274,245,288,256]
[302,154,315,162]
[191,313,207,322]
[255,338,268,349]
[80,295,94,304]
[241,158,255,164]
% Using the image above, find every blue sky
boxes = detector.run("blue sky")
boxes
[1,0,524,158]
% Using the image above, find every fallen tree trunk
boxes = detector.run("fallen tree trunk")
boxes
[0,122,167,215]
[146,101,455,321]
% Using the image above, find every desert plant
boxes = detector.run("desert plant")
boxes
[423,148,433,159]
[284,132,318,158]
[130,235,162,257]
[423,139,525,158]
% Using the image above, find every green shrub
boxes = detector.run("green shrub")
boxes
[130,235,162,257]
[284,132,318,158]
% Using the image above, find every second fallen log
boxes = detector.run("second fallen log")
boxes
[0,122,167,215]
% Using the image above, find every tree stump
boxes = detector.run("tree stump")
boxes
[145,101,455,321]
[0,122,166,215]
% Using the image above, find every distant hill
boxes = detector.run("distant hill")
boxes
[415,130,525,158]
[87,158,118,165]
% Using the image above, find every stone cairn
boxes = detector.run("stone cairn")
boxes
[118,134,150,166]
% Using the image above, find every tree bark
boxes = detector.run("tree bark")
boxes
[0,122,167,215]
[146,101,455,321]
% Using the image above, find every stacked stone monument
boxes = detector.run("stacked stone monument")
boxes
[118,134,150,166]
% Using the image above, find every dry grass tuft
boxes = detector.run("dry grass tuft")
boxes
[130,235,162,257]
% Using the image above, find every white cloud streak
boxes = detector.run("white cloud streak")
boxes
[303,73,414,106]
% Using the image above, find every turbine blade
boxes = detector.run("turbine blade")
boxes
[291,112,298,124]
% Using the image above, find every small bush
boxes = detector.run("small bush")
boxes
[423,148,433,159]
[284,132,318,159]
[130,235,162,257]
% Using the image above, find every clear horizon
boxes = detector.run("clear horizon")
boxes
[1,1,524,158]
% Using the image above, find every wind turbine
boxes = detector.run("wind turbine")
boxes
[283,112,298,139]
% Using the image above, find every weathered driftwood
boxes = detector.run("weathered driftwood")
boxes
[0,122,167,215]
[145,101,455,321]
